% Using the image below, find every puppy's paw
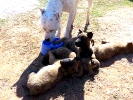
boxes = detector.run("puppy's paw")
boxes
[101,40,110,44]
[91,59,100,65]
[91,59,100,70]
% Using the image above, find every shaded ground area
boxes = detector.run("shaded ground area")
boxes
[0,4,133,100]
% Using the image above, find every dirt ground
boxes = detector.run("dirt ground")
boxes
[0,6,133,100]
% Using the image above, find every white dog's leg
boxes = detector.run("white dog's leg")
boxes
[56,27,61,38]
[44,32,49,40]
[86,0,93,25]
[64,8,76,38]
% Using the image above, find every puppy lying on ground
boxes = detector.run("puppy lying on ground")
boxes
[23,50,79,95]
[42,46,76,65]
[24,30,133,95]
[94,40,133,61]
[53,30,133,74]
[54,29,133,61]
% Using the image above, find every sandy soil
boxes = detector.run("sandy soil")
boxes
[0,5,133,100]
[0,0,39,19]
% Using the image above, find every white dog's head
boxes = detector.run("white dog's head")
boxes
[40,9,60,41]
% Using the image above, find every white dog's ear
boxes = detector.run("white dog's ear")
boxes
[54,13,60,21]
[40,8,45,14]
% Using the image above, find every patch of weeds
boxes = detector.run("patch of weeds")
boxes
[129,0,133,2]
[0,19,8,27]
[74,12,86,27]
[35,0,133,32]
[113,94,118,99]
[92,0,133,18]
[90,0,133,31]
[38,0,47,7]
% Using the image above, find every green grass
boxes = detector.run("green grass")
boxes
[38,0,133,17]
[2,0,130,29]
[38,0,47,7]
[88,0,133,30]
[0,19,8,27]
[92,0,133,17]
[37,0,133,18]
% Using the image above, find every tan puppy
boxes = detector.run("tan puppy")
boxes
[76,58,100,76]
[94,41,133,61]
[74,30,100,76]
[23,51,79,95]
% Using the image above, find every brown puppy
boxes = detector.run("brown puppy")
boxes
[78,58,100,76]
[74,30,100,76]
[94,41,133,61]
[53,30,100,76]
[75,29,94,58]
[53,29,95,58]
[23,51,79,95]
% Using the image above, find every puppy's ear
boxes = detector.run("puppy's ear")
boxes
[40,8,45,14]
[127,42,133,48]
[60,61,68,70]
[60,58,73,69]
[77,29,82,36]
[91,39,94,46]
[79,29,82,33]
[54,13,60,21]
[87,32,93,39]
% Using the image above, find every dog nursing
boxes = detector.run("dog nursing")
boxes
[40,0,93,41]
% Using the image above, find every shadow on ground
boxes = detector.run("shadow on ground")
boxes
[13,53,133,100]
[100,53,133,68]
[13,53,99,100]
[13,53,45,99]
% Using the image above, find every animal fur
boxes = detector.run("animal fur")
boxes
[74,30,100,76]
[40,0,93,41]
[53,30,100,76]
[77,57,100,76]
[53,29,94,56]
[53,31,133,75]
[94,41,133,61]
[50,47,76,60]
[42,46,76,65]
[54,30,133,61]
[23,50,79,95]
[43,38,133,66]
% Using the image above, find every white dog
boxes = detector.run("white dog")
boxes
[40,0,93,41]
